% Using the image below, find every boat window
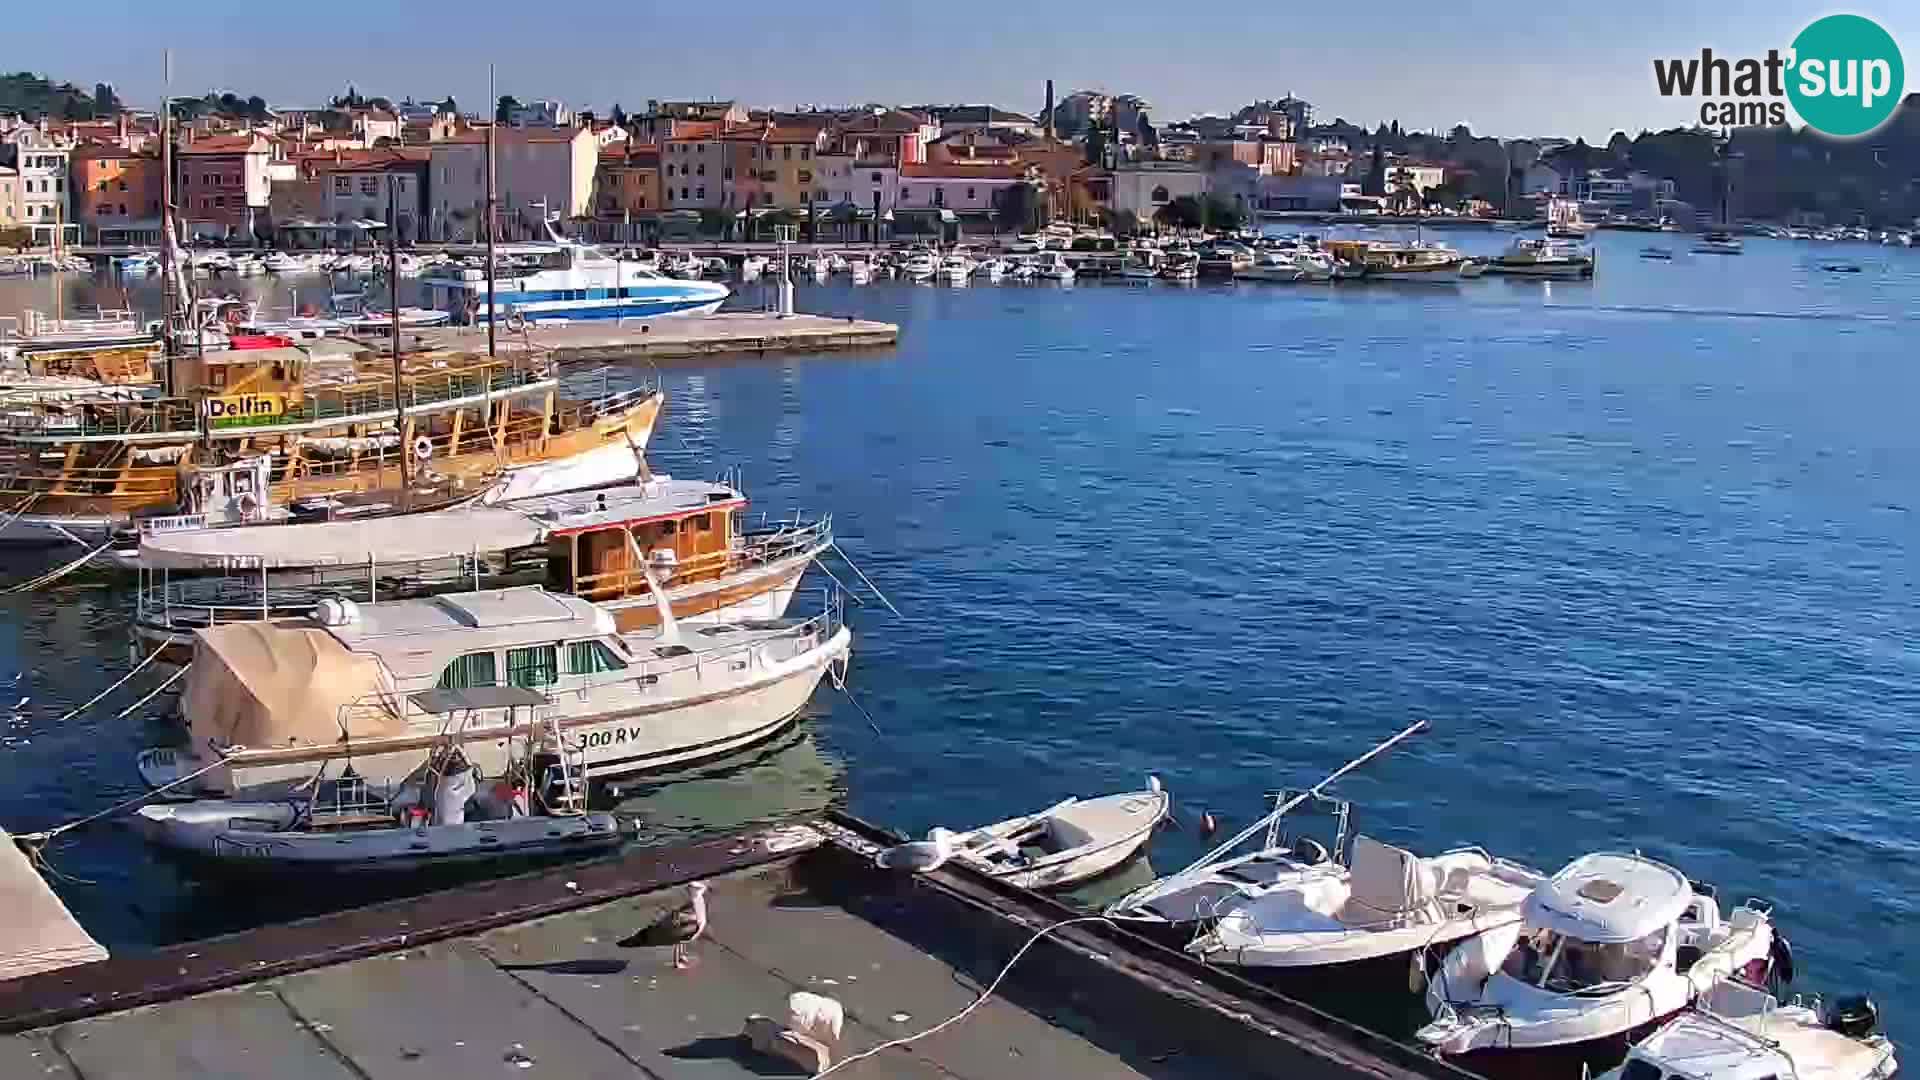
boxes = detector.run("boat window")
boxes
[653,644,694,659]
[691,513,711,532]
[1541,925,1666,991]
[659,520,677,536]
[436,651,498,690]
[566,640,627,675]
[1619,1061,1664,1080]
[506,644,559,688]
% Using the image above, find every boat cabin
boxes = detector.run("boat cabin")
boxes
[1501,853,1699,992]
[539,477,749,628]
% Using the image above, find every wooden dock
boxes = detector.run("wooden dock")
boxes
[407,313,899,365]
[0,817,1473,1080]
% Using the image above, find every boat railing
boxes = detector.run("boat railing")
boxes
[573,516,831,602]
[134,553,508,634]
[22,309,144,339]
[0,397,200,440]
[0,458,181,499]
[286,363,551,426]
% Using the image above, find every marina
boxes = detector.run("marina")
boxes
[2,222,1918,1077]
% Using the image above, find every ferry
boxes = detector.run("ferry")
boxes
[421,222,728,325]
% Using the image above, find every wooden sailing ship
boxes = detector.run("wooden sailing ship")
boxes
[0,340,660,546]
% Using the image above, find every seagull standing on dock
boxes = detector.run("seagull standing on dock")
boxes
[619,881,709,970]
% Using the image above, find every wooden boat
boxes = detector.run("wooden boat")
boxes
[0,341,661,547]
[0,308,162,386]
[133,687,625,874]
[130,474,832,663]
[946,779,1168,889]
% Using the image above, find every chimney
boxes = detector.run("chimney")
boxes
[1044,80,1055,142]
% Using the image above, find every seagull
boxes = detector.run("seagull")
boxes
[873,827,958,873]
[618,881,709,970]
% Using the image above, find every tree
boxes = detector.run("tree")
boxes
[1362,144,1387,196]
[92,82,122,114]
[697,208,730,236]
[993,183,1037,233]
[437,96,458,116]
[368,96,393,113]
[246,95,268,119]
[1203,194,1244,231]
[496,95,521,123]
[1155,195,1204,230]
[1084,116,1107,166]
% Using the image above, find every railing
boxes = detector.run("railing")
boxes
[134,552,527,633]
[572,515,831,601]
[0,398,200,439]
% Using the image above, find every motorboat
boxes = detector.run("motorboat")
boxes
[1033,251,1075,282]
[1418,852,1785,1077]
[420,222,728,323]
[134,710,625,874]
[1327,240,1469,282]
[1595,981,1896,1080]
[739,256,767,282]
[1187,837,1545,993]
[1641,246,1675,260]
[940,255,972,283]
[661,251,705,278]
[137,582,853,798]
[942,779,1170,890]
[1121,250,1164,280]
[825,253,850,274]
[1197,242,1255,278]
[1484,238,1596,279]
[901,250,938,282]
[1820,262,1863,274]
[702,257,730,279]
[1694,231,1745,255]
[261,251,307,274]
[116,251,161,274]
[1007,257,1040,281]
[975,258,1006,283]
[809,257,829,283]
[330,292,453,333]
[847,258,873,285]
[1159,251,1200,281]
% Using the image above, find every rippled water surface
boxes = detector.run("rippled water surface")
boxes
[2,230,1917,1038]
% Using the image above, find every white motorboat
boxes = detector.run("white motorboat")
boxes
[1328,240,1469,282]
[1484,238,1595,279]
[847,259,872,285]
[1641,246,1675,260]
[1033,252,1075,281]
[811,257,829,283]
[1121,250,1164,280]
[116,251,161,274]
[134,707,624,874]
[977,258,1007,283]
[421,224,728,323]
[702,257,730,279]
[940,255,973,283]
[946,779,1169,889]
[1694,231,1745,255]
[1597,981,1895,1080]
[1188,837,1545,989]
[1419,852,1784,1076]
[1238,250,1311,283]
[739,256,767,282]
[825,253,850,274]
[902,251,938,282]
[1159,252,1200,281]
[661,251,705,279]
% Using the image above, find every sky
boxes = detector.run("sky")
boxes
[18,0,1919,142]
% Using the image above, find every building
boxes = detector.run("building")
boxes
[507,99,572,129]
[661,124,725,211]
[925,105,1041,138]
[898,161,1030,220]
[0,166,18,231]
[829,108,935,167]
[0,125,74,244]
[1385,162,1447,196]
[320,147,430,244]
[426,126,595,241]
[349,108,400,146]
[591,142,662,237]
[69,143,163,244]
[1196,139,1297,176]
[629,100,748,144]
[177,132,278,240]
[1256,175,1353,212]
[1048,91,1109,138]
[726,125,830,210]
[1110,95,1151,141]
[1109,160,1207,225]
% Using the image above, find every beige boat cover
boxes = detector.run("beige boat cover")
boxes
[185,620,403,750]
[0,825,108,979]
[140,505,546,570]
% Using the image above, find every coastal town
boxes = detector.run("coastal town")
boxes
[5,69,1920,254]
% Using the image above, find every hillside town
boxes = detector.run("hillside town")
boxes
[3,70,1920,250]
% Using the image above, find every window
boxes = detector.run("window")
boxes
[901,186,909,202]
[565,640,627,675]
[665,164,673,177]
[213,195,226,207]
[696,186,705,199]
[934,188,944,207]
[691,513,712,532]
[334,176,352,194]
[359,176,379,196]
[506,644,558,688]
[966,187,975,200]
[97,180,109,191]
[1151,185,1170,203]
[118,179,127,192]
[798,170,812,183]
[800,147,810,160]
[681,186,689,199]
[723,167,732,180]
[761,191,772,205]
[696,164,705,176]
[871,172,881,183]
[437,651,498,689]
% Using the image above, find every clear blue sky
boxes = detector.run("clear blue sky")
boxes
[20,0,1917,141]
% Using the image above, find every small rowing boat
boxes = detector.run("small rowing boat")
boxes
[947,779,1169,889]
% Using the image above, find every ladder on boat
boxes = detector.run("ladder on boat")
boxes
[534,709,589,815]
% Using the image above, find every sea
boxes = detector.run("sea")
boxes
[1,227,1916,1042]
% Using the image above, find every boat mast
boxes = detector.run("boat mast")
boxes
[485,63,498,360]
[159,50,174,386]
[389,173,408,504]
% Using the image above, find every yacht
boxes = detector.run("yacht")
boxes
[420,222,728,323]
[1327,240,1469,282]
[137,583,852,797]
[1694,231,1745,255]
[1159,251,1200,280]
[1120,249,1164,280]
[1238,248,1331,283]
[115,251,161,274]
[739,255,767,282]
[940,254,973,283]
[1033,251,1076,281]
[847,258,873,285]
[1419,852,1785,1077]
[975,258,1006,283]
[901,250,938,282]
[1484,238,1596,279]
[261,251,307,274]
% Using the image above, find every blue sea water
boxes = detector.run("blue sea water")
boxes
[2,230,1917,1040]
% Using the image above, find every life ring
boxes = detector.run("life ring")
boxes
[222,306,246,328]
[505,311,528,333]
[235,491,260,517]
[412,436,434,462]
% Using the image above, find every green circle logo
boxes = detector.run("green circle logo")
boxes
[1787,14,1905,136]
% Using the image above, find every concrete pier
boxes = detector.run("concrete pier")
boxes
[409,313,898,365]
[0,818,1470,1080]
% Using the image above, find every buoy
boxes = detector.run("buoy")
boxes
[1198,811,1219,838]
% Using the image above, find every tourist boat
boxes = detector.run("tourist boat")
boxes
[1418,852,1784,1077]
[901,251,938,282]
[1484,238,1596,279]
[1595,982,1896,1080]
[1185,835,1544,992]
[940,255,972,284]
[1641,246,1675,260]
[1033,252,1076,281]
[133,699,625,874]
[0,308,162,386]
[941,779,1169,890]
[1694,232,1745,255]
[422,223,728,324]
[130,472,833,663]
[0,343,662,547]
[1327,240,1468,282]
[1159,252,1200,281]
[136,582,853,797]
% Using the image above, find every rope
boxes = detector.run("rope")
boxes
[108,662,189,723]
[0,490,43,533]
[815,915,1113,1077]
[48,637,178,725]
[3,538,114,594]
[13,730,234,847]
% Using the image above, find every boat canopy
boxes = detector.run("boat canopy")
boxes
[183,620,403,750]
[1522,852,1692,943]
[139,505,549,569]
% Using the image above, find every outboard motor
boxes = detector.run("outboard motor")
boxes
[1827,994,1879,1039]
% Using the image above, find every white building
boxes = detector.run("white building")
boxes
[1385,163,1446,196]
[427,127,594,241]
[1110,161,1207,224]
[898,162,1028,217]
[0,127,74,241]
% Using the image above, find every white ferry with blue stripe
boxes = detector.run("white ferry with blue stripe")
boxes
[421,224,728,325]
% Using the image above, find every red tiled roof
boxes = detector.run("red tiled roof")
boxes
[900,161,1028,180]
[664,121,720,141]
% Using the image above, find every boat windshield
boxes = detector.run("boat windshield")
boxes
[1505,926,1667,991]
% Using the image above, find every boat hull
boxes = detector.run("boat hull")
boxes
[1483,261,1594,279]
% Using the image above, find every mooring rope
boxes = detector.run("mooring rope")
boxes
[106,662,189,723]
[47,637,179,726]
[13,734,234,847]
[2,538,114,594]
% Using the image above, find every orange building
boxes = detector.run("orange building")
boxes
[594,142,662,220]
[69,143,164,243]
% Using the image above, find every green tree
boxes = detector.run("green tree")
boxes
[1203,194,1244,231]
[1155,195,1205,230]
[697,208,730,236]
[246,95,269,119]
[993,183,1036,233]
[496,95,522,123]
[1084,116,1107,166]
[92,82,122,114]
[1362,144,1387,196]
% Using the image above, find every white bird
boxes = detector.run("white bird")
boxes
[619,881,710,970]
[13,696,28,710]
[787,991,845,1045]
[873,827,959,873]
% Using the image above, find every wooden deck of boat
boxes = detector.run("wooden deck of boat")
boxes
[404,312,899,365]
[0,819,1473,1080]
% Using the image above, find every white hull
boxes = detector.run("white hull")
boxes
[951,785,1168,890]
[133,804,623,872]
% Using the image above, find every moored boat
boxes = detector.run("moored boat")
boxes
[943,779,1169,889]
[1694,231,1745,255]
[1595,981,1896,1080]
[1484,238,1596,279]
[420,221,728,324]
